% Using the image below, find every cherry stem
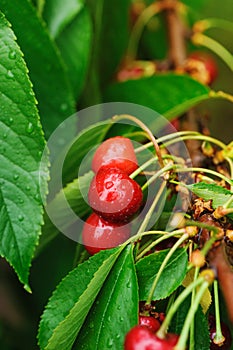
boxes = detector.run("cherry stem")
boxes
[136,229,185,261]
[137,180,167,235]
[174,280,210,350]
[175,167,232,187]
[163,134,226,150]
[193,18,233,34]
[191,33,233,72]
[135,131,200,154]
[157,275,205,338]
[213,280,225,345]
[145,233,189,306]
[112,114,165,168]
[126,2,161,60]
[189,267,200,350]
[210,90,233,104]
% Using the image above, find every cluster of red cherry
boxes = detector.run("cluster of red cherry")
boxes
[82,136,143,255]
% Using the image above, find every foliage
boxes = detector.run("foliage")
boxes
[0,1,233,349]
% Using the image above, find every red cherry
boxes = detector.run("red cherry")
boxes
[88,167,143,222]
[189,51,218,85]
[124,326,179,350]
[92,136,138,175]
[116,60,156,82]
[209,315,232,350]
[139,315,160,332]
[82,213,131,255]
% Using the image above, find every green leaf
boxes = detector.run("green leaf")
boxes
[98,0,131,86]
[169,290,210,350]
[55,7,92,99]
[0,0,76,138]
[104,74,211,119]
[75,245,138,350]
[38,247,122,350]
[187,182,233,209]
[43,0,92,99]
[35,171,93,257]
[43,0,84,39]
[62,120,112,185]
[136,248,188,300]
[0,12,49,287]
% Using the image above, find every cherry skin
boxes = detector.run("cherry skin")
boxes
[139,315,161,332]
[82,213,131,255]
[124,326,179,350]
[209,315,232,350]
[116,60,156,82]
[189,51,218,85]
[88,167,143,223]
[92,136,138,175]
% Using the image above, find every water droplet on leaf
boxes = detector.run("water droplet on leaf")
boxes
[14,174,19,180]
[6,70,14,78]
[107,339,113,348]
[26,122,34,134]
[9,51,16,59]
[18,215,24,221]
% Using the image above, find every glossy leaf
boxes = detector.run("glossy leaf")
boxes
[0,0,76,138]
[170,290,210,350]
[62,121,112,184]
[187,182,233,209]
[35,171,93,257]
[55,7,92,99]
[75,245,138,350]
[38,247,121,350]
[0,12,49,288]
[98,0,131,86]
[43,0,84,39]
[136,248,188,300]
[104,74,211,119]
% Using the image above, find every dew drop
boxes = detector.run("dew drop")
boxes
[26,122,34,134]
[26,186,31,191]
[6,70,14,79]
[9,51,16,59]
[3,133,7,139]
[126,281,131,288]
[119,316,124,322]
[107,339,113,348]
[18,198,24,204]
[117,305,121,311]
[9,117,14,124]
[18,215,24,222]
[13,174,19,180]
[116,334,120,339]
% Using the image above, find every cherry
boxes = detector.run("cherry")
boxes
[88,167,143,222]
[92,136,138,175]
[209,314,232,350]
[116,60,156,82]
[178,51,218,85]
[124,326,179,350]
[82,213,131,255]
[139,315,161,332]
[189,51,218,85]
